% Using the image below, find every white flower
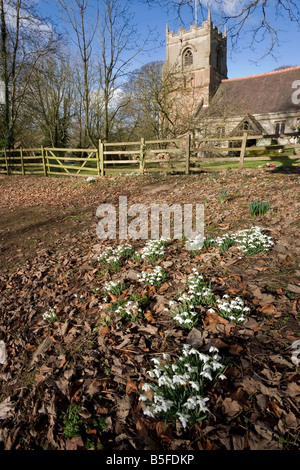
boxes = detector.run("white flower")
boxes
[198,353,210,363]
[144,408,155,418]
[189,381,200,391]
[141,383,151,392]
[176,412,191,428]
[184,396,198,410]
[200,370,213,381]
[158,375,170,387]
[160,399,173,412]
[139,394,149,402]
[172,374,188,386]
[195,396,209,412]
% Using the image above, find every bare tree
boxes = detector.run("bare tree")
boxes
[97,0,153,142]
[57,0,153,144]
[0,0,58,148]
[142,0,300,59]
[26,55,74,147]
[57,0,99,147]
[120,61,165,140]
[119,60,201,140]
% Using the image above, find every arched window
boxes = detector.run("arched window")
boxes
[184,49,193,67]
[275,121,286,135]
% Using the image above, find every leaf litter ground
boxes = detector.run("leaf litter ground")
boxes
[0,167,299,451]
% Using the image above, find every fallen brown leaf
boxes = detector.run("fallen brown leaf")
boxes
[261,304,276,315]
[126,379,138,395]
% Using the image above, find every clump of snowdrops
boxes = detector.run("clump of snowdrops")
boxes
[140,238,168,263]
[137,266,167,287]
[139,345,226,428]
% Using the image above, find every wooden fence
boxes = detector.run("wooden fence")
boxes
[0,132,299,177]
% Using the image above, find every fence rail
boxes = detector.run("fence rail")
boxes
[0,132,299,177]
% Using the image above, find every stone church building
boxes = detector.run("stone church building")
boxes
[163,10,300,143]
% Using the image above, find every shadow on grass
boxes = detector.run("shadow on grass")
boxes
[267,155,300,174]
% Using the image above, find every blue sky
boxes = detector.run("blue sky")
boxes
[39,0,300,79]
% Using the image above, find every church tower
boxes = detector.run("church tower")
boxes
[163,9,227,119]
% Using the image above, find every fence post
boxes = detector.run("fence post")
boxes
[99,139,104,176]
[4,148,9,175]
[20,146,25,175]
[239,132,248,170]
[185,134,191,175]
[41,146,47,176]
[97,140,101,176]
[140,137,145,174]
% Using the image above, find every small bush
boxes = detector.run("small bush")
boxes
[63,403,85,439]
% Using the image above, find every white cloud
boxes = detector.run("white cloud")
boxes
[220,0,244,15]
[4,1,52,34]
[201,0,245,16]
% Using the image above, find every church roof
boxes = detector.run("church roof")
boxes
[205,66,300,117]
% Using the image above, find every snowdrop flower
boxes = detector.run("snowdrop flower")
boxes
[153,369,163,379]
[200,370,213,381]
[187,347,199,356]
[189,381,200,391]
[141,383,151,392]
[176,412,191,428]
[144,408,155,418]
[195,396,209,413]
[172,374,188,386]
[158,375,173,388]
[139,394,149,402]
[185,363,198,374]
[207,308,216,314]
[183,397,198,410]
[173,315,184,324]
[211,361,223,371]
[198,353,210,363]
[160,399,173,412]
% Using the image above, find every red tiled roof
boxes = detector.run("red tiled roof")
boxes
[207,66,300,116]
[225,65,300,83]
